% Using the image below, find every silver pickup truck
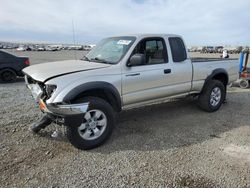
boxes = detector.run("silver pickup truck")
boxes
[23,34,238,149]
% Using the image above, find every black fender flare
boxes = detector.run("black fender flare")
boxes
[202,68,229,90]
[63,81,122,111]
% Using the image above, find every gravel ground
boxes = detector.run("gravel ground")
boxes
[0,51,249,187]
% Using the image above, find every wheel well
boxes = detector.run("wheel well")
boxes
[72,89,121,112]
[212,73,228,87]
[0,68,17,74]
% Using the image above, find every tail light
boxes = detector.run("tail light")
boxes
[24,59,30,65]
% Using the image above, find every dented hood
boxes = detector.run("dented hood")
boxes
[22,60,110,82]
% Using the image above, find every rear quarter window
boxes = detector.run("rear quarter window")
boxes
[169,37,187,62]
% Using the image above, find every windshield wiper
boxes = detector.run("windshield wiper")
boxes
[90,57,112,64]
[81,56,90,61]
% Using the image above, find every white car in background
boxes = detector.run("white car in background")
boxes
[16,46,27,51]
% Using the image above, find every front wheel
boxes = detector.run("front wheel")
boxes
[66,97,115,150]
[198,80,226,112]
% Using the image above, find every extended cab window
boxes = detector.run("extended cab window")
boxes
[169,37,187,62]
[132,38,168,65]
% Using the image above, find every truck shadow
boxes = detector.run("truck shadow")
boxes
[91,93,248,154]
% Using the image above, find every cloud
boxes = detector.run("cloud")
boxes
[0,0,249,45]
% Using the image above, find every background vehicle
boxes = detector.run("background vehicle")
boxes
[16,45,27,51]
[37,47,46,51]
[83,45,93,51]
[67,45,84,50]
[215,46,224,53]
[46,45,63,51]
[23,34,238,149]
[201,46,215,53]
[0,50,30,82]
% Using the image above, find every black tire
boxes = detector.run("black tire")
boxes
[0,69,17,83]
[239,79,249,89]
[198,80,226,112]
[66,97,115,150]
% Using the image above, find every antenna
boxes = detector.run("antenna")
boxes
[72,19,77,60]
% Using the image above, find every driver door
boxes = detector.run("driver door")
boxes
[122,37,171,105]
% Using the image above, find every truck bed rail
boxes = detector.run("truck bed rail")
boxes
[191,57,238,63]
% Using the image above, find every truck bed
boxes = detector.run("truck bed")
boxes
[190,58,239,92]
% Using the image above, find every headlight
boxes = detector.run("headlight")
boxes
[45,84,57,99]
[27,83,43,102]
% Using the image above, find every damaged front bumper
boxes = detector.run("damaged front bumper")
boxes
[39,99,89,116]
[39,100,89,128]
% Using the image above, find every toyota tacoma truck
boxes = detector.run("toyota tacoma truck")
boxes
[23,34,238,150]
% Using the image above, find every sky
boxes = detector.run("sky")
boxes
[0,0,250,46]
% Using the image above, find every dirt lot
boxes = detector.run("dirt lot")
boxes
[0,51,250,187]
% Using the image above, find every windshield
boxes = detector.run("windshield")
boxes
[84,36,136,64]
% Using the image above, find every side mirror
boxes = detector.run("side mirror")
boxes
[127,53,145,67]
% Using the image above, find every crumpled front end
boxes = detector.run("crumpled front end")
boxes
[24,75,89,117]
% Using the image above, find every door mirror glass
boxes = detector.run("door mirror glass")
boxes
[127,53,145,67]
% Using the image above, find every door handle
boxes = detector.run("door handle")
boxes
[126,73,140,77]
[164,69,171,74]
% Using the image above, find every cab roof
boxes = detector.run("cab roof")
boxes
[112,33,182,39]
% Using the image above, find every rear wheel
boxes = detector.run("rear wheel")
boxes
[0,69,17,83]
[66,97,115,150]
[198,80,226,112]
